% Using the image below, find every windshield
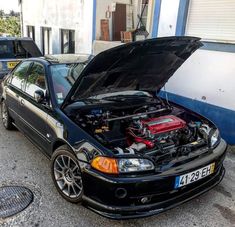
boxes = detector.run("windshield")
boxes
[50,63,86,104]
[0,40,42,59]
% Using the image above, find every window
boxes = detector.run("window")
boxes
[41,27,52,55]
[0,41,14,58]
[11,61,32,90]
[50,63,86,104]
[0,40,42,59]
[61,29,75,54]
[25,62,46,97]
[27,26,35,41]
[186,0,235,43]
[17,40,42,57]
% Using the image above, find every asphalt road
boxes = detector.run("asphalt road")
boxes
[0,123,234,227]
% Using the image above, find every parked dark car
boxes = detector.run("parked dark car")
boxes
[1,37,227,219]
[0,37,42,80]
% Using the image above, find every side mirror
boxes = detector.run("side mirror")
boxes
[34,90,45,103]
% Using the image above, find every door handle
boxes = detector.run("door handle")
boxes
[20,99,25,106]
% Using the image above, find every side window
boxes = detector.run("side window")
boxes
[11,61,32,90]
[25,62,46,97]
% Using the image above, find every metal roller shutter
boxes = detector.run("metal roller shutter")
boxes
[185,0,235,43]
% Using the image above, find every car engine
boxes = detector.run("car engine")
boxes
[70,98,215,158]
[127,115,187,150]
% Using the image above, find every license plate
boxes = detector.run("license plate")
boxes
[174,163,215,189]
[7,61,18,69]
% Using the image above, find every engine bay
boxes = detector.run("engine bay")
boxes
[65,94,216,159]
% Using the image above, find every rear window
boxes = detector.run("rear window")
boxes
[0,41,14,58]
[0,40,42,59]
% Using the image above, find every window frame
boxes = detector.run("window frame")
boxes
[9,61,33,92]
[175,0,235,52]
[41,27,52,55]
[24,62,47,99]
[9,60,53,108]
[60,29,75,54]
[27,25,35,41]
[25,61,53,109]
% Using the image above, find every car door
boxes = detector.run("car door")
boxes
[18,61,51,152]
[6,61,32,127]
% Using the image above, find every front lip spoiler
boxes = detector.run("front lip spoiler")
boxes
[82,166,225,219]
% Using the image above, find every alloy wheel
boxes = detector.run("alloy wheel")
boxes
[53,154,83,199]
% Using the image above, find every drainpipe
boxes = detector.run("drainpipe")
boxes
[19,0,23,37]
[130,0,134,29]
[92,0,96,54]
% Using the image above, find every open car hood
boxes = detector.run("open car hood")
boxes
[62,37,202,108]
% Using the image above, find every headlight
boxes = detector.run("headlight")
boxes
[210,129,220,147]
[118,158,154,173]
[91,156,118,174]
[91,157,154,174]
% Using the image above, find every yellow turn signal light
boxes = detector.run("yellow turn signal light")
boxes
[91,156,118,174]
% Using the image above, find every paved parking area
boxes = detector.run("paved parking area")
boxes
[0,123,234,227]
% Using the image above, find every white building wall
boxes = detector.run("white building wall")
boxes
[165,50,235,111]
[158,0,235,111]
[157,0,235,143]
[22,0,94,54]
[158,0,179,37]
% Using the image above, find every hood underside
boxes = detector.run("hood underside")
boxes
[63,37,202,107]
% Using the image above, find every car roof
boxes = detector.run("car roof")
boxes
[0,37,34,41]
[36,54,93,64]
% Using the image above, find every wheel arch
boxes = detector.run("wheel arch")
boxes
[52,139,75,155]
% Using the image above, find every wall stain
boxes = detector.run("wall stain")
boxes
[214,203,235,225]
[201,96,206,100]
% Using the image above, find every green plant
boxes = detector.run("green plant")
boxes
[0,16,21,37]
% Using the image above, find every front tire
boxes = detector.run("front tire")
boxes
[51,145,83,203]
[1,100,14,130]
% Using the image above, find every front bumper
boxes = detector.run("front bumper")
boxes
[81,139,227,219]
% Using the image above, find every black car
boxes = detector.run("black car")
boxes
[0,37,42,79]
[1,37,227,219]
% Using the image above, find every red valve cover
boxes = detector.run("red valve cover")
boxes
[141,115,186,134]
